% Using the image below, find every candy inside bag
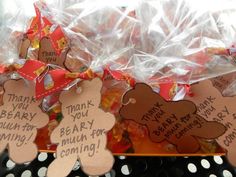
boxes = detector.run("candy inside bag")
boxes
[1,0,236,154]
[2,0,236,84]
[0,0,37,65]
[133,0,236,84]
[35,0,236,85]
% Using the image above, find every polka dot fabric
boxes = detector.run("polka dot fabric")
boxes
[0,151,235,177]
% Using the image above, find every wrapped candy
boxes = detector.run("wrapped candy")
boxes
[1,0,236,155]
[1,0,236,82]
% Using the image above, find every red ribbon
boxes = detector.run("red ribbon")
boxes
[15,59,136,99]
[15,58,192,100]
[0,65,7,74]
[104,67,136,87]
[26,3,67,56]
[35,69,75,99]
[17,60,46,80]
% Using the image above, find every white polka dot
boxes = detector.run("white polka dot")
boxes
[6,174,15,177]
[214,156,223,165]
[201,159,210,169]
[6,160,16,169]
[38,153,48,162]
[21,170,32,177]
[105,173,112,177]
[121,164,132,175]
[53,153,56,158]
[24,162,31,165]
[110,169,116,177]
[187,163,197,173]
[209,174,217,177]
[105,169,116,177]
[38,167,47,177]
[223,170,233,177]
[72,161,80,171]
[118,156,126,160]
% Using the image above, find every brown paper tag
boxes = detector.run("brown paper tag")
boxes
[0,80,48,163]
[186,80,236,166]
[47,78,115,177]
[38,37,69,69]
[119,83,226,153]
[19,37,30,59]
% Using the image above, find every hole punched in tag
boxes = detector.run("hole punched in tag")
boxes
[122,98,136,105]
[76,86,82,94]
[119,83,226,154]
[74,80,83,94]
[47,78,115,177]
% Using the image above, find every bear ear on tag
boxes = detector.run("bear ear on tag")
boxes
[122,83,153,104]
[79,78,102,105]
[19,37,31,59]
[185,79,236,167]
[120,82,226,154]
[38,37,69,69]
[0,79,49,164]
[47,78,115,177]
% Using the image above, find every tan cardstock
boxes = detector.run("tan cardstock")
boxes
[47,78,115,177]
[186,80,236,166]
[0,80,48,163]
[120,83,226,153]
[19,37,30,59]
[38,37,69,69]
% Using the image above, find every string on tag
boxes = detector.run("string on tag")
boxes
[122,98,136,105]
[62,78,81,91]
[76,86,82,94]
